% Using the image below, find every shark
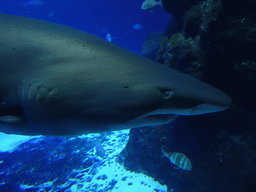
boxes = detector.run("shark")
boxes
[0,14,232,136]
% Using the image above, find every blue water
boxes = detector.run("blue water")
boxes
[1,1,255,192]
[1,0,171,54]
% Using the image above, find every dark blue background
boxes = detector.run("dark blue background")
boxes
[1,0,171,54]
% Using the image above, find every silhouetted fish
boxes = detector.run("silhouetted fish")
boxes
[133,24,143,30]
[141,0,162,12]
[23,0,44,7]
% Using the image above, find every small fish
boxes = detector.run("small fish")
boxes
[141,0,162,12]
[48,12,54,18]
[133,24,143,30]
[161,148,192,171]
[106,33,113,42]
[23,0,44,7]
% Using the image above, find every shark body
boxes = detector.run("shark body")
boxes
[0,14,232,136]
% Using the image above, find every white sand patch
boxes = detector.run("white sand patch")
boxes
[0,132,41,152]
[68,156,167,192]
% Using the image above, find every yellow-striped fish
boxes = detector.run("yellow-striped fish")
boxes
[161,148,192,171]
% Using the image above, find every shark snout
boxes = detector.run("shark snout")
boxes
[186,82,232,115]
[155,81,232,116]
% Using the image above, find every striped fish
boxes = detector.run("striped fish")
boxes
[161,148,192,171]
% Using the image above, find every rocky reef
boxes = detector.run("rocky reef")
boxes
[0,130,167,191]
[120,0,256,191]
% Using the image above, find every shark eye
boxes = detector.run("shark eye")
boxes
[163,91,173,99]
[158,87,173,99]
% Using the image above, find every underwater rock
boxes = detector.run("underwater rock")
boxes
[185,0,256,112]
[119,121,201,192]
[157,33,205,79]
[161,0,197,18]
[161,0,256,112]
[234,60,256,79]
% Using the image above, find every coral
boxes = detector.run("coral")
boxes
[157,33,205,79]
[141,32,164,61]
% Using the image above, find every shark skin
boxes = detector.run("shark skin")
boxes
[0,14,232,136]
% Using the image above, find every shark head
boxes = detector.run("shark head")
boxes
[153,73,232,116]
[15,54,231,135]
[0,14,232,136]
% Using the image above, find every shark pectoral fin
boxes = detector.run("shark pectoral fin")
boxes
[0,114,39,135]
[143,114,177,124]
[0,115,24,124]
[125,114,177,128]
